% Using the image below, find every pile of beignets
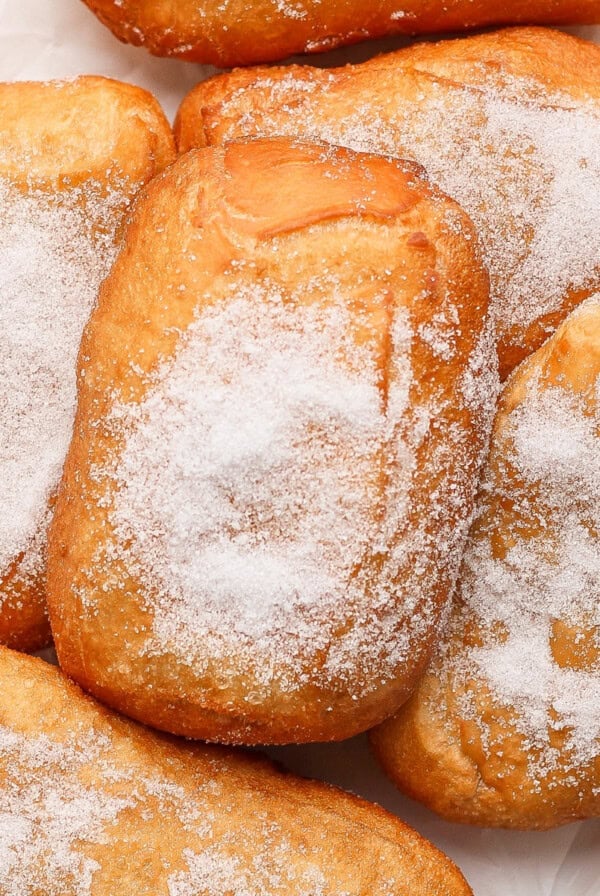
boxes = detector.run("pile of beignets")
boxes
[2,9,600,894]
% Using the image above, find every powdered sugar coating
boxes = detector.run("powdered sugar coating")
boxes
[107,285,424,694]
[0,180,120,592]
[448,297,600,782]
[0,726,130,896]
[98,254,493,707]
[167,845,330,896]
[386,89,600,339]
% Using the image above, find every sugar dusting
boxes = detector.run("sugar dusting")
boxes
[103,267,492,698]
[215,69,600,348]
[167,842,401,896]
[450,299,600,781]
[108,286,417,692]
[387,90,600,338]
[0,725,130,896]
[167,844,328,896]
[0,180,120,590]
[0,697,404,895]
[0,699,215,893]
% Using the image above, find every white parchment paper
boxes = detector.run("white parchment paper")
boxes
[5,2,600,893]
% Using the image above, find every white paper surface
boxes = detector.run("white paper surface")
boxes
[6,2,600,893]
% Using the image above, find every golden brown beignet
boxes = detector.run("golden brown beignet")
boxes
[0,77,174,653]
[176,26,600,380]
[80,0,600,67]
[371,295,600,829]
[47,138,495,744]
[0,647,473,895]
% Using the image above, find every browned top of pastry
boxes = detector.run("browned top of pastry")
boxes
[176,26,600,380]
[372,295,600,829]
[0,646,473,893]
[47,137,494,744]
[82,0,600,66]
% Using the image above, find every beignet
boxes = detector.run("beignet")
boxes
[176,27,600,379]
[80,0,600,67]
[0,77,174,653]
[0,647,473,894]
[371,295,600,829]
[47,138,495,744]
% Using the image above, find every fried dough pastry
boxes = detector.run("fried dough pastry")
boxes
[0,78,174,653]
[176,27,600,380]
[371,295,600,829]
[0,648,473,895]
[47,138,495,744]
[80,0,600,67]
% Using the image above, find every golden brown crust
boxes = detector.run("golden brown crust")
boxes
[47,138,493,744]
[0,77,174,187]
[81,0,600,67]
[0,77,175,653]
[0,646,473,894]
[371,297,600,829]
[175,27,600,381]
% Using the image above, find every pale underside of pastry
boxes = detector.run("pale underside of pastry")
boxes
[0,646,473,895]
[371,295,600,830]
[47,137,496,745]
[0,77,175,653]
[80,0,600,66]
[176,26,600,380]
